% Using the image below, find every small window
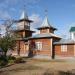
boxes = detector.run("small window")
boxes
[35,42,42,50]
[61,45,67,52]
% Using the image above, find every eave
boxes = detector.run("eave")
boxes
[15,19,33,23]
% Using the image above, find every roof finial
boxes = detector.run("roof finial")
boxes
[23,4,26,11]
[45,9,48,16]
[20,4,28,19]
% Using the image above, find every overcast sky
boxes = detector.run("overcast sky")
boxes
[0,0,75,38]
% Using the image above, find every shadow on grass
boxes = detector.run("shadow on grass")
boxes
[59,69,75,75]
[0,61,26,69]
[43,69,75,75]
[10,65,42,71]
[0,72,9,75]
[0,65,42,73]
[0,58,26,69]
[43,69,58,75]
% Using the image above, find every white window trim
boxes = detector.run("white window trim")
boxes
[35,42,42,50]
[61,45,67,52]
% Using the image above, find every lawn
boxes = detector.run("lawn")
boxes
[0,58,75,75]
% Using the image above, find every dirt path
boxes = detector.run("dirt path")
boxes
[0,59,75,75]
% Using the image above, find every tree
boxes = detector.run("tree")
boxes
[0,34,16,56]
[2,19,15,36]
[0,19,16,57]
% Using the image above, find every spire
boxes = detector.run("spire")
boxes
[37,15,57,30]
[20,10,28,20]
[41,16,51,27]
[41,9,53,28]
[20,5,28,20]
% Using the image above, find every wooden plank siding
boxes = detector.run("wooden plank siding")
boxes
[30,38,52,56]
[12,41,29,56]
[54,44,75,57]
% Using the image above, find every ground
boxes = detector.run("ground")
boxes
[0,58,75,75]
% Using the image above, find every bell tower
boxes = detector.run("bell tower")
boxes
[15,10,34,38]
[12,10,35,56]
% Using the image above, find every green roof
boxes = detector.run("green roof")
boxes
[70,27,75,32]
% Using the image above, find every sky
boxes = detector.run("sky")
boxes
[0,0,75,38]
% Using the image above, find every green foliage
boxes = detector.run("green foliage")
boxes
[0,55,16,66]
[0,55,7,62]
[0,34,16,56]
[0,55,8,66]
[7,56,16,60]
[7,56,16,64]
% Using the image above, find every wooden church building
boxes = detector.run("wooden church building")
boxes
[12,10,75,59]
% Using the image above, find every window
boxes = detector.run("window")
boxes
[61,45,67,52]
[35,42,42,50]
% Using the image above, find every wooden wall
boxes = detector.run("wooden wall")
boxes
[54,44,75,57]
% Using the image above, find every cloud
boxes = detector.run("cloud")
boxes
[56,22,75,39]
[0,0,41,19]
[0,11,11,19]
[0,0,42,35]
[29,13,42,34]
[29,13,42,27]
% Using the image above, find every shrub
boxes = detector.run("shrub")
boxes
[8,60,14,64]
[0,60,8,66]
[0,55,8,66]
[7,56,16,60]
[14,57,25,63]
[0,55,8,62]
[0,56,16,67]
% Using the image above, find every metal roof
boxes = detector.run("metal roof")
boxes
[70,27,75,32]
[16,10,33,23]
[30,33,60,39]
[37,16,57,30]
[20,10,28,20]
[54,39,75,44]
[41,16,51,27]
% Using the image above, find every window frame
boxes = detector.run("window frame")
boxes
[35,42,42,50]
[61,45,67,52]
